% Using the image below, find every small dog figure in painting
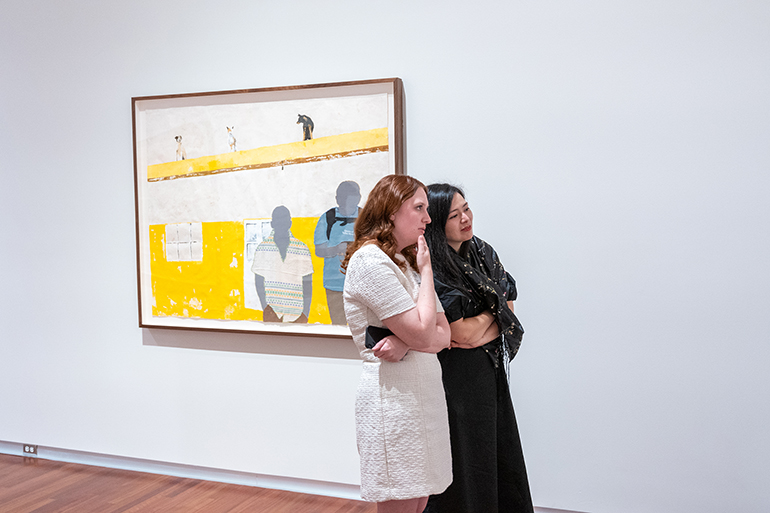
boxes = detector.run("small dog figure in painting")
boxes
[175,135,187,160]
[297,114,314,141]
[227,126,237,152]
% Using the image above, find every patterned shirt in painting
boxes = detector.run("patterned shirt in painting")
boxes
[251,231,313,322]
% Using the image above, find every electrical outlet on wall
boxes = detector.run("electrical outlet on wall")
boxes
[23,444,38,455]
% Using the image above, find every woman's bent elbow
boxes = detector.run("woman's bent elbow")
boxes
[407,328,444,350]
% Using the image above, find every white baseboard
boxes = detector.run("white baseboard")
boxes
[0,440,580,512]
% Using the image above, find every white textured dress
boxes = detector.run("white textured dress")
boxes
[343,244,452,502]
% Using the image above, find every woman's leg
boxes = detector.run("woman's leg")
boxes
[377,497,428,513]
[496,363,534,513]
[432,347,499,512]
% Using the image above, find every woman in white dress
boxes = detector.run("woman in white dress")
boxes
[342,175,453,513]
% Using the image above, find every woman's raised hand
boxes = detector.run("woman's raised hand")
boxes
[416,235,432,274]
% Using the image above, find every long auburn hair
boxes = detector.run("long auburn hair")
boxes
[423,183,466,287]
[341,174,427,272]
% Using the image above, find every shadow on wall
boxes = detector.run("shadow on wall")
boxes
[141,328,360,360]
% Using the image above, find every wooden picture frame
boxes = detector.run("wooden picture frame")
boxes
[132,78,405,337]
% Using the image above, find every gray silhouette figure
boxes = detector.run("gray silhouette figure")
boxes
[252,206,313,323]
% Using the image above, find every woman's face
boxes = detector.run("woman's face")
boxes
[390,188,431,250]
[444,192,473,251]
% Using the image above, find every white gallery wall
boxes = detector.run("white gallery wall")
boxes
[1,1,768,512]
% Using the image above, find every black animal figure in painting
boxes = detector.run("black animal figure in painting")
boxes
[297,114,314,141]
[175,135,186,160]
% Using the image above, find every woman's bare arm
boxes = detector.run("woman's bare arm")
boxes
[381,236,450,352]
[451,318,500,349]
[383,299,450,352]
[451,299,513,348]
[451,299,513,349]
[375,313,451,360]
[411,313,451,354]
[447,311,496,345]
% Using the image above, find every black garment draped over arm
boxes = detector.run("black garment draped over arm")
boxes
[434,236,524,361]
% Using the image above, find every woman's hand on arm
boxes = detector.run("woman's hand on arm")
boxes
[372,335,410,362]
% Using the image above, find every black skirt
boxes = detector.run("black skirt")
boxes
[424,345,534,513]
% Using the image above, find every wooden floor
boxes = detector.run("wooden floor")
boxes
[0,454,375,513]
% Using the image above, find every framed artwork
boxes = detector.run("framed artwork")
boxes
[132,78,405,337]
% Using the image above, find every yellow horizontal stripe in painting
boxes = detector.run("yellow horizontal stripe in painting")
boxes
[149,217,332,325]
[147,127,389,181]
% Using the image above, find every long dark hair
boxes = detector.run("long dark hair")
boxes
[424,183,466,286]
[341,175,427,272]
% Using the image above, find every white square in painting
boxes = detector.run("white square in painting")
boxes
[165,224,179,243]
[191,241,203,261]
[177,224,191,243]
[165,222,203,262]
[165,242,180,262]
[190,222,203,241]
[178,243,192,261]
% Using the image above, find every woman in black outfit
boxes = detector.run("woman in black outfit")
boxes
[422,183,533,513]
